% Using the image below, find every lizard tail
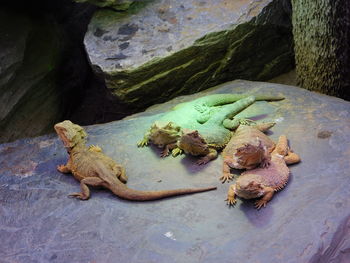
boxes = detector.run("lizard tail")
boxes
[254,95,285,101]
[109,183,217,201]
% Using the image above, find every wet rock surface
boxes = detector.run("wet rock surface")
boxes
[1,80,350,262]
[84,0,294,108]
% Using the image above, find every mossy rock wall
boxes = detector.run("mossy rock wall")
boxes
[74,0,134,11]
[84,0,294,108]
[292,0,350,100]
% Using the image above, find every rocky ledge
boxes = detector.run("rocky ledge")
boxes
[84,0,294,108]
[1,80,350,262]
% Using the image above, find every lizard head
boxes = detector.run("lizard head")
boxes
[149,121,181,147]
[235,178,265,200]
[178,129,209,156]
[54,120,87,151]
[233,140,266,169]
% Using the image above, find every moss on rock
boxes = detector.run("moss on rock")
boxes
[84,0,294,108]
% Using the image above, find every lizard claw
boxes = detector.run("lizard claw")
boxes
[68,192,88,200]
[171,148,183,157]
[260,158,271,168]
[196,157,209,165]
[220,173,233,183]
[194,104,208,113]
[160,149,170,158]
[254,199,267,209]
[137,139,148,147]
[225,196,237,207]
[57,165,65,172]
[88,145,102,152]
[239,118,256,126]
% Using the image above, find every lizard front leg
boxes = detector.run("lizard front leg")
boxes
[57,158,72,174]
[137,131,150,147]
[69,177,105,200]
[220,156,234,183]
[226,184,237,206]
[88,145,103,152]
[284,151,301,165]
[160,143,178,157]
[254,187,274,209]
[196,148,218,165]
[116,165,128,184]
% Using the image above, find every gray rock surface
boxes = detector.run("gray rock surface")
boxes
[84,0,294,108]
[74,0,134,11]
[0,3,97,144]
[0,9,63,143]
[1,80,350,262]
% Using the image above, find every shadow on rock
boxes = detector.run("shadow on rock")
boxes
[180,155,211,174]
[239,200,274,228]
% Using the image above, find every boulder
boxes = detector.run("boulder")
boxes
[1,80,350,262]
[84,0,294,108]
[0,9,63,143]
[0,3,95,144]
[74,0,134,11]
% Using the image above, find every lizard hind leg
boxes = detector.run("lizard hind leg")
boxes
[69,177,105,200]
[284,151,301,165]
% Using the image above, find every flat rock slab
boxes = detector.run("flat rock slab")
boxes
[1,80,350,262]
[84,0,294,107]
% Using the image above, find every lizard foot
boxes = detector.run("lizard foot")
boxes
[194,103,209,113]
[88,145,102,152]
[137,139,148,147]
[68,192,89,200]
[160,149,170,158]
[239,118,256,126]
[220,173,233,183]
[171,148,183,157]
[259,158,271,168]
[225,196,236,207]
[255,199,267,209]
[196,157,209,165]
[57,165,70,174]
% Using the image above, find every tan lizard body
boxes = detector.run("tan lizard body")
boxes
[221,122,276,183]
[55,120,216,201]
[226,135,300,209]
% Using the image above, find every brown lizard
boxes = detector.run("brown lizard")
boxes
[55,120,216,201]
[226,135,300,209]
[221,122,276,183]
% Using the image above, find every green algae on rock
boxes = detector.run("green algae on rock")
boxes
[84,0,294,108]
[74,0,134,11]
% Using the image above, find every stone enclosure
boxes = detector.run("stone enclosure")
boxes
[1,80,349,262]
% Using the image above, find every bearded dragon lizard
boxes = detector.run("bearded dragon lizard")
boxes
[226,135,300,209]
[55,120,216,201]
[138,93,284,157]
[221,122,276,183]
[177,96,257,165]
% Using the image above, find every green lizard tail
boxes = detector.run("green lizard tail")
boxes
[208,96,256,124]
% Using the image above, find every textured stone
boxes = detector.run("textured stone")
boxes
[84,0,294,108]
[0,3,96,144]
[0,10,63,143]
[74,0,134,11]
[1,80,350,262]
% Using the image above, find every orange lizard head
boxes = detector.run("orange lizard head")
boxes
[235,177,265,200]
[177,129,209,156]
[233,141,267,169]
[54,120,87,151]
